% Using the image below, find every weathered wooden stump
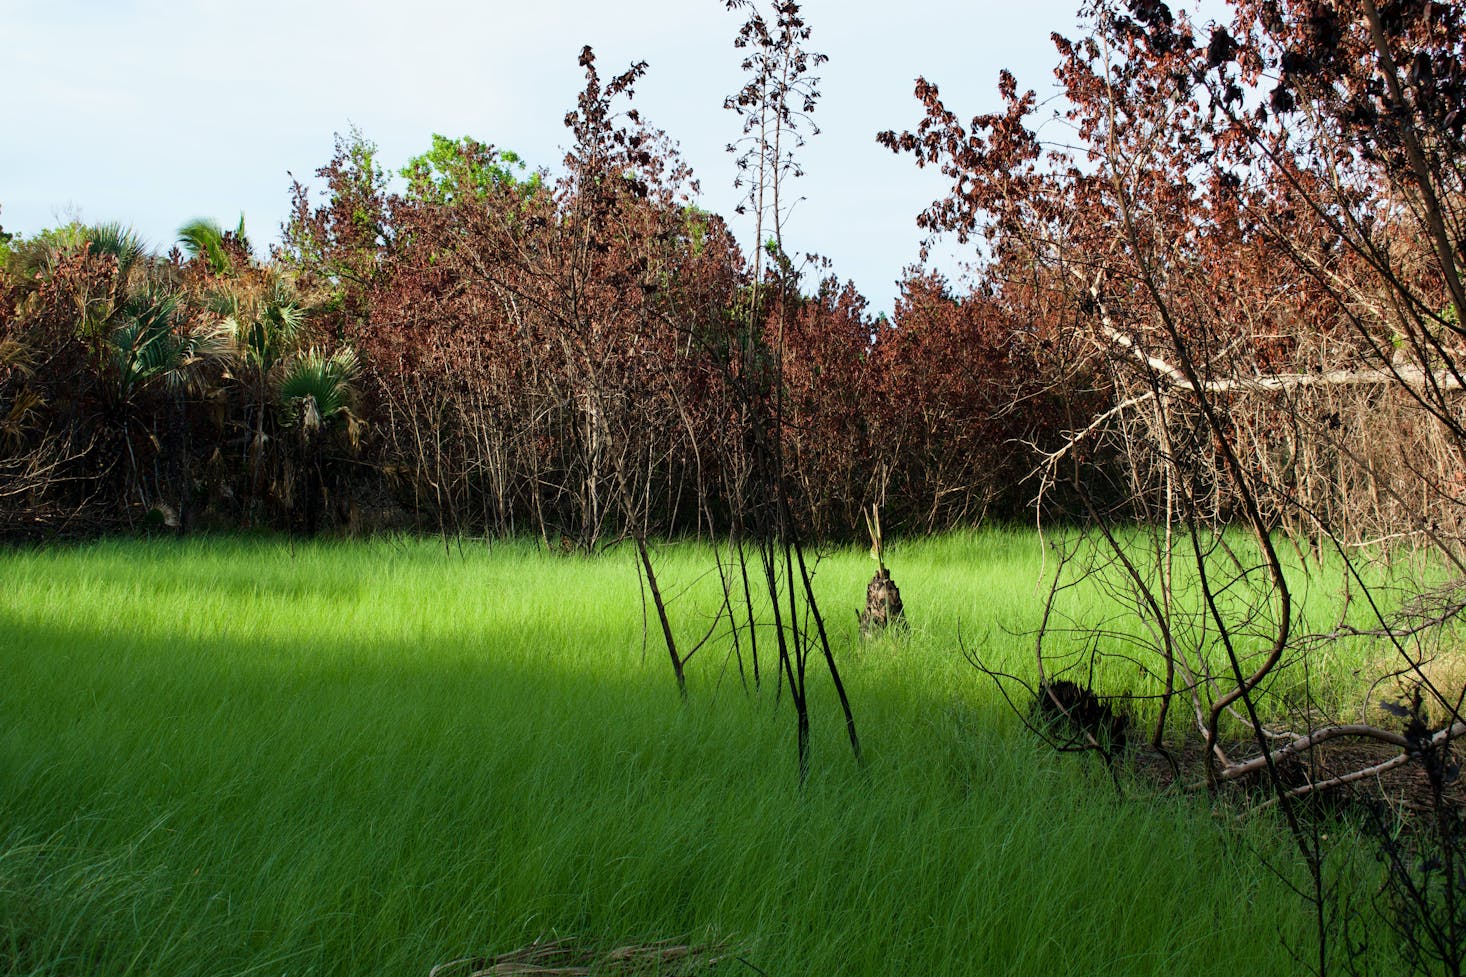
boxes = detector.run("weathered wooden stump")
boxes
[859,567,905,636]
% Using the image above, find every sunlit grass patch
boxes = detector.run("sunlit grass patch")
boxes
[0,531,1397,976]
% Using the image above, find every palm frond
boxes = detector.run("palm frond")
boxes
[178,218,232,276]
[173,321,236,395]
[109,285,232,402]
[207,287,241,319]
[85,223,149,282]
[233,213,252,255]
[110,287,180,402]
[0,335,34,375]
[278,346,360,432]
[254,289,305,371]
[0,386,45,447]
[219,275,307,377]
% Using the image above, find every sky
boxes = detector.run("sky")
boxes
[0,0,1219,315]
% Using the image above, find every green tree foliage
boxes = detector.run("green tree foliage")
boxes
[282,127,394,311]
[400,134,541,206]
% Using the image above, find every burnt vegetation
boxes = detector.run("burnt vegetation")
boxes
[0,44,1061,546]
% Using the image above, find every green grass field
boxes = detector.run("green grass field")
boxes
[0,531,1392,975]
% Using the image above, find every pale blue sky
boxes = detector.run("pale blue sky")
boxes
[0,0,1221,313]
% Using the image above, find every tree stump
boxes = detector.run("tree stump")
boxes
[859,567,905,637]
[1033,680,1128,755]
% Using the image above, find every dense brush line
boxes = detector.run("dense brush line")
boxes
[0,131,1069,543]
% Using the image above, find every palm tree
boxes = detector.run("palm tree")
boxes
[277,346,361,535]
[6,223,229,523]
[106,283,232,529]
[211,272,307,520]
